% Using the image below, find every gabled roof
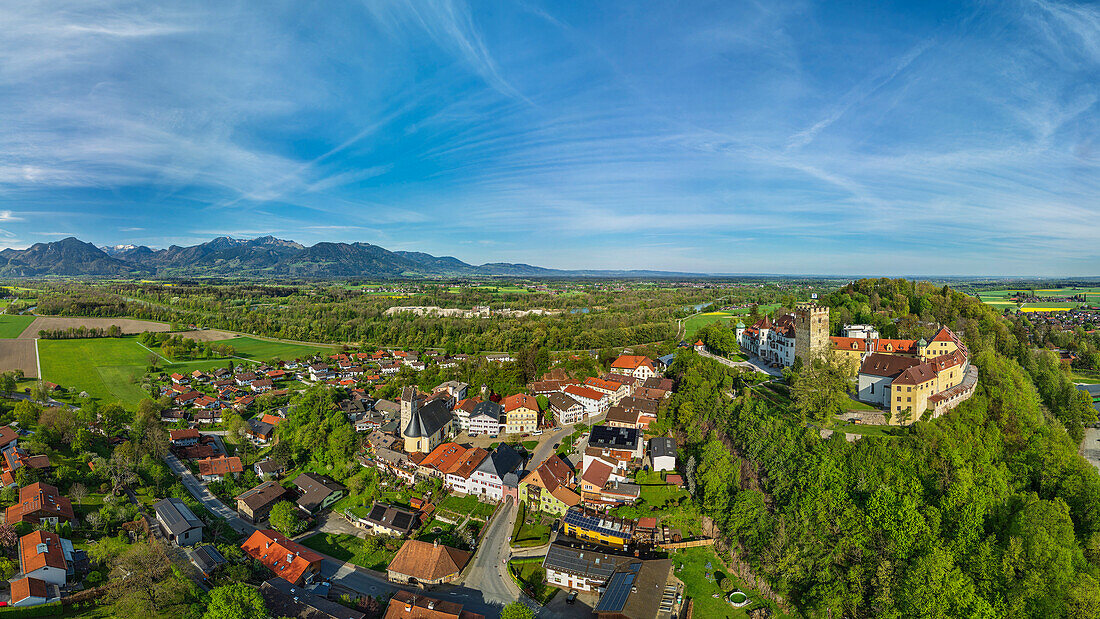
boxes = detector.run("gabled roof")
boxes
[235,480,288,511]
[547,392,581,411]
[5,482,74,524]
[858,353,921,379]
[648,437,677,458]
[153,498,202,535]
[10,577,49,604]
[582,459,613,488]
[892,362,938,386]
[293,472,345,511]
[503,393,538,413]
[469,400,503,422]
[420,443,469,475]
[521,454,573,493]
[387,540,471,581]
[0,425,19,447]
[20,530,66,573]
[563,385,604,402]
[198,456,243,477]
[364,503,417,534]
[474,444,523,481]
[610,355,654,371]
[403,398,453,439]
[241,529,323,585]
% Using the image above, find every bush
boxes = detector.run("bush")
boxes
[719,577,734,592]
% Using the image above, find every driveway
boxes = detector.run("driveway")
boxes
[1082,427,1100,474]
[163,452,254,535]
[698,348,782,377]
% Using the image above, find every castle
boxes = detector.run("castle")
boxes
[735,302,829,367]
[736,303,977,424]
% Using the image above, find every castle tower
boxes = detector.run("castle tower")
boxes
[794,302,829,365]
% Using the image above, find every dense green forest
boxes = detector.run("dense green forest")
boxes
[664,279,1100,617]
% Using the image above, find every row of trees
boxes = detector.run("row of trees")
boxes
[38,324,123,339]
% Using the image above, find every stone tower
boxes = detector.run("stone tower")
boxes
[794,302,830,364]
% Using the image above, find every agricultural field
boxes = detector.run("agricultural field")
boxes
[0,314,35,338]
[208,335,338,360]
[685,312,739,339]
[38,337,153,406]
[20,316,172,338]
[38,335,289,407]
[977,287,1100,312]
[0,339,38,377]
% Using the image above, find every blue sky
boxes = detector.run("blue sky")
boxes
[0,0,1097,275]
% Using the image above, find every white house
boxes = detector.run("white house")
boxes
[468,445,523,502]
[562,385,609,416]
[648,437,677,472]
[548,392,585,425]
[468,401,503,437]
[18,531,68,586]
[735,315,796,367]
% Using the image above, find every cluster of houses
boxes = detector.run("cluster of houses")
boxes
[161,366,291,422]
[350,352,687,615]
[1,481,90,607]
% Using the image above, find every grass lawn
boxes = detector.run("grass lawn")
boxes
[509,558,558,605]
[437,494,497,520]
[415,517,470,549]
[685,312,738,339]
[844,397,879,411]
[209,335,338,361]
[39,337,152,407]
[511,503,551,547]
[671,547,782,619]
[299,533,395,571]
[0,314,34,338]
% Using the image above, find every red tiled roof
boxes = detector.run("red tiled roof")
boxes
[198,456,243,477]
[610,355,654,371]
[260,414,283,425]
[0,425,19,447]
[582,460,613,488]
[5,482,74,524]
[10,577,48,604]
[563,385,604,402]
[241,529,323,585]
[20,530,66,573]
[170,428,200,441]
[503,393,538,412]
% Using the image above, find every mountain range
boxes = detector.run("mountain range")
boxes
[0,236,698,278]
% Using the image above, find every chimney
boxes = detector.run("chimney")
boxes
[427,601,435,610]
[433,539,438,547]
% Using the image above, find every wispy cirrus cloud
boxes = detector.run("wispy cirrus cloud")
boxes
[0,0,1096,274]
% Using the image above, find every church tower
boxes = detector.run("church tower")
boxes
[794,302,829,364]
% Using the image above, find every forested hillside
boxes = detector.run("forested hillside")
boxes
[663,279,1100,617]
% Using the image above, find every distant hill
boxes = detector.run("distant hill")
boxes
[0,236,701,279]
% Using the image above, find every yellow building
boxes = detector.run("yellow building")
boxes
[504,393,539,434]
[518,455,580,516]
[561,509,634,551]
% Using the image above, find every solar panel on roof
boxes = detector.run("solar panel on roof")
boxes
[368,505,386,520]
[391,512,412,530]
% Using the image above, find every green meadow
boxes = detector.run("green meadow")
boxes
[0,314,34,338]
[210,335,338,360]
[39,334,332,408]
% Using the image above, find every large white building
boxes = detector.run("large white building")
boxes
[736,314,796,367]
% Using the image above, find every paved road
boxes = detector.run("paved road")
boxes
[698,348,782,377]
[461,497,539,613]
[163,452,254,535]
